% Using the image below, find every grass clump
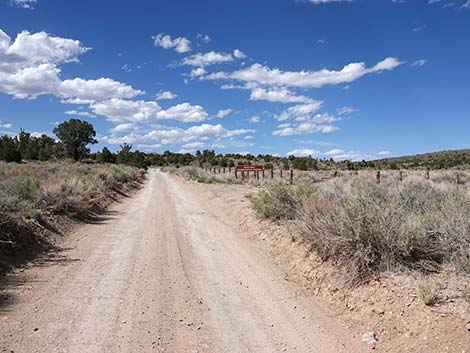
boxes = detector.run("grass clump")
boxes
[250,181,315,221]
[419,280,444,306]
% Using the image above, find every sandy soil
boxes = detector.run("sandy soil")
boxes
[0,170,366,353]
[187,175,470,353]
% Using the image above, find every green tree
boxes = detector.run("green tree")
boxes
[116,143,133,164]
[53,119,97,161]
[98,147,116,163]
[0,135,22,163]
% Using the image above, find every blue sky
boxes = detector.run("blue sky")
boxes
[0,0,469,160]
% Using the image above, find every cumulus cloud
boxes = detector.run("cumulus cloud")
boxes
[206,58,402,89]
[59,77,143,103]
[233,49,246,59]
[274,103,324,121]
[182,51,234,67]
[377,151,391,156]
[91,99,161,123]
[248,116,260,123]
[190,67,207,78]
[0,29,142,101]
[273,113,340,136]
[250,86,318,104]
[64,110,96,118]
[287,149,321,157]
[152,33,191,53]
[10,0,37,9]
[156,102,208,122]
[110,123,138,133]
[324,148,365,161]
[0,121,12,129]
[105,123,254,146]
[155,90,178,100]
[216,108,234,118]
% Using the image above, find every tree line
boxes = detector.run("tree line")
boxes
[2,118,469,170]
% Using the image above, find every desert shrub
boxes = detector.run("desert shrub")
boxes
[15,176,40,201]
[419,280,444,306]
[251,181,315,220]
[253,174,470,283]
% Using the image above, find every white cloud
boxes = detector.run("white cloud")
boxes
[233,49,246,59]
[155,90,178,100]
[273,113,340,136]
[196,34,211,44]
[156,102,208,122]
[287,149,321,157]
[248,116,261,123]
[0,121,12,129]
[377,151,391,156]
[275,103,323,121]
[59,77,143,103]
[324,149,364,161]
[273,120,339,136]
[411,59,427,67]
[105,123,254,146]
[91,99,161,123]
[206,57,402,89]
[190,67,207,78]
[250,86,318,104]
[0,29,142,101]
[0,29,89,72]
[182,51,234,67]
[337,106,359,115]
[110,123,138,133]
[152,33,191,53]
[11,0,37,9]
[462,0,470,9]
[64,110,96,118]
[216,108,234,118]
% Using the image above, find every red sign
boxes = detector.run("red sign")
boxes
[236,165,264,172]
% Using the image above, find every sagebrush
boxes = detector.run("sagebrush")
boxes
[251,175,470,283]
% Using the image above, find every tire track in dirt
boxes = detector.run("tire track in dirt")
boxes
[1,169,363,353]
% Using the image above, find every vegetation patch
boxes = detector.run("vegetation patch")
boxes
[251,176,470,284]
[0,162,145,274]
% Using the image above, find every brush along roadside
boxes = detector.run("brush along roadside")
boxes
[0,162,145,274]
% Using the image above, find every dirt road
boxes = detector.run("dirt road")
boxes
[1,170,363,353]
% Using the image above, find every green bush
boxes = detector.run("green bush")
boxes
[15,176,40,201]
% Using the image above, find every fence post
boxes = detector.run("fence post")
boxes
[242,171,245,180]
[399,171,403,182]
[334,170,338,178]
[235,169,238,179]
[271,168,274,179]
[280,169,283,178]
[457,173,460,185]
[247,170,249,180]
[223,167,225,173]
[290,169,293,185]
[376,171,381,184]
[426,168,430,180]
[262,169,265,179]
[256,171,259,180]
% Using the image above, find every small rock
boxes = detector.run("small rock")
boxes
[362,331,377,345]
